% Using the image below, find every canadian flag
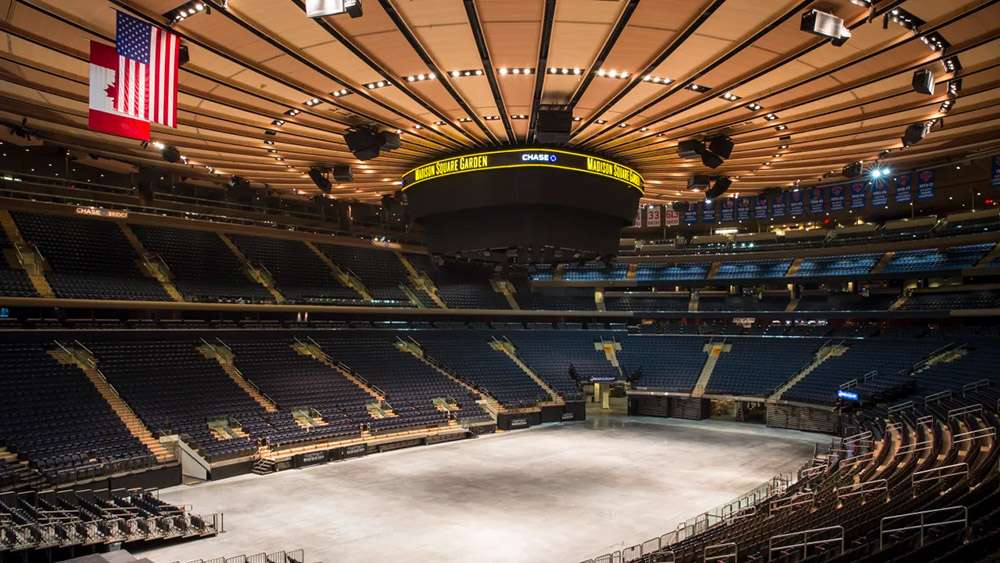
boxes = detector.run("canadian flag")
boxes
[88,41,150,142]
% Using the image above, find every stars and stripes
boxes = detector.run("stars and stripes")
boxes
[114,11,179,128]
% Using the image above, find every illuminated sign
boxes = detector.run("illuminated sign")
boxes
[837,389,860,402]
[402,149,643,193]
[76,206,128,219]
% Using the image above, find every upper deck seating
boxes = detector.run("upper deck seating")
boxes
[13,212,168,301]
[229,234,362,305]
[131,224,272,303]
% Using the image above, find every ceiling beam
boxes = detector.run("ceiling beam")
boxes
[463,0,515,143]
[571,0,728,141]
[375,0,500,146]
[526,0,557,144]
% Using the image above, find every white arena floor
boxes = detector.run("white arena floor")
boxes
[135,416,828,563]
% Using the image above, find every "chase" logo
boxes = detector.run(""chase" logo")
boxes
[521,152,557,163]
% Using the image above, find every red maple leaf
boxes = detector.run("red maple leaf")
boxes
[104,75,118,104]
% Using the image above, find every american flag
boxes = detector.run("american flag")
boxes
[115,11,179,128]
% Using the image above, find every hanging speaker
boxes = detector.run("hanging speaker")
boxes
[912,69,935,95]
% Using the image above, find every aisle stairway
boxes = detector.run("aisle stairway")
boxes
[492,338,564,405]
[118,223,184,301]
[217,233,286,303]
[0,209,54,297]
[198,340,279,413]
[769,342,849,401]
[691,341,731,397]
[397,338,501,418]
[293,337,389,405]
[395,251,447,308]
[49,344,174,463]
[303,240,373,302]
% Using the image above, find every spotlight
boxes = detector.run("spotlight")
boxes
[801,10,851,46]
[305,0,363,18]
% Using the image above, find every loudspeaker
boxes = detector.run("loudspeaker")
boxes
[344,127,381,161]
[378,131,400,151]
[700,151,724,169]
[161,145,181,163]
[688,175,711,189]
[842,161,863,178]
[179,44,190,66]
[707,136,734,159]
[706,176,731,199]
[677,140,703,159]
[536,109,573,144]
[308,167,332,193]
[332,164,353,182]
[912,69,935,95]
[671,201,687,212]
[902,122,930,147]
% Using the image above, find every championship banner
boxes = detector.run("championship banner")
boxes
[871,180,888,207]
[789,190,804,217]
[720,198,736,222]
[809,187,825,214]
[737,196,753,221]
[916,169,935,200]
[771,190,786,217]
[646,205,662,227]
[993,156,1000,187]
[683,203,699,225]
[829,184,845,211]
[632,207,642,228]
[664,208,680,227]
[754,192,769,219]
[849,182,867,209]
[895,172,912,203]
[702,200,716,223]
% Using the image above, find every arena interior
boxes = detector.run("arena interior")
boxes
[1,0,999,562]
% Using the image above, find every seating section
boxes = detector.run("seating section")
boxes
[783,339,938,404]
[506,331,615,400]
[882,243,993,273]
[617,336,708,392]
[714,259,792,279]
[131,224,272,303]
[900,290,1000,310]
[319,244,412,306]
[795,253,880,277]
[0,226,36,297]
[314,332,490,426]
[406,258,509,309]
[561,263,628,281]
[635,263,708,281]
[0,489,219,552]
[706,339,818,396]
[230,234,362,305]
[86,340,274,460]
[519,290,595,310]
[417,331,550,408]
[606,295,689,311]
[0,343,152,484]
[227,338,371,440]
[907,338,1000,396]
[13,212,168,301]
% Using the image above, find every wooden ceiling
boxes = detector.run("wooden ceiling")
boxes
[0,0,998,203]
